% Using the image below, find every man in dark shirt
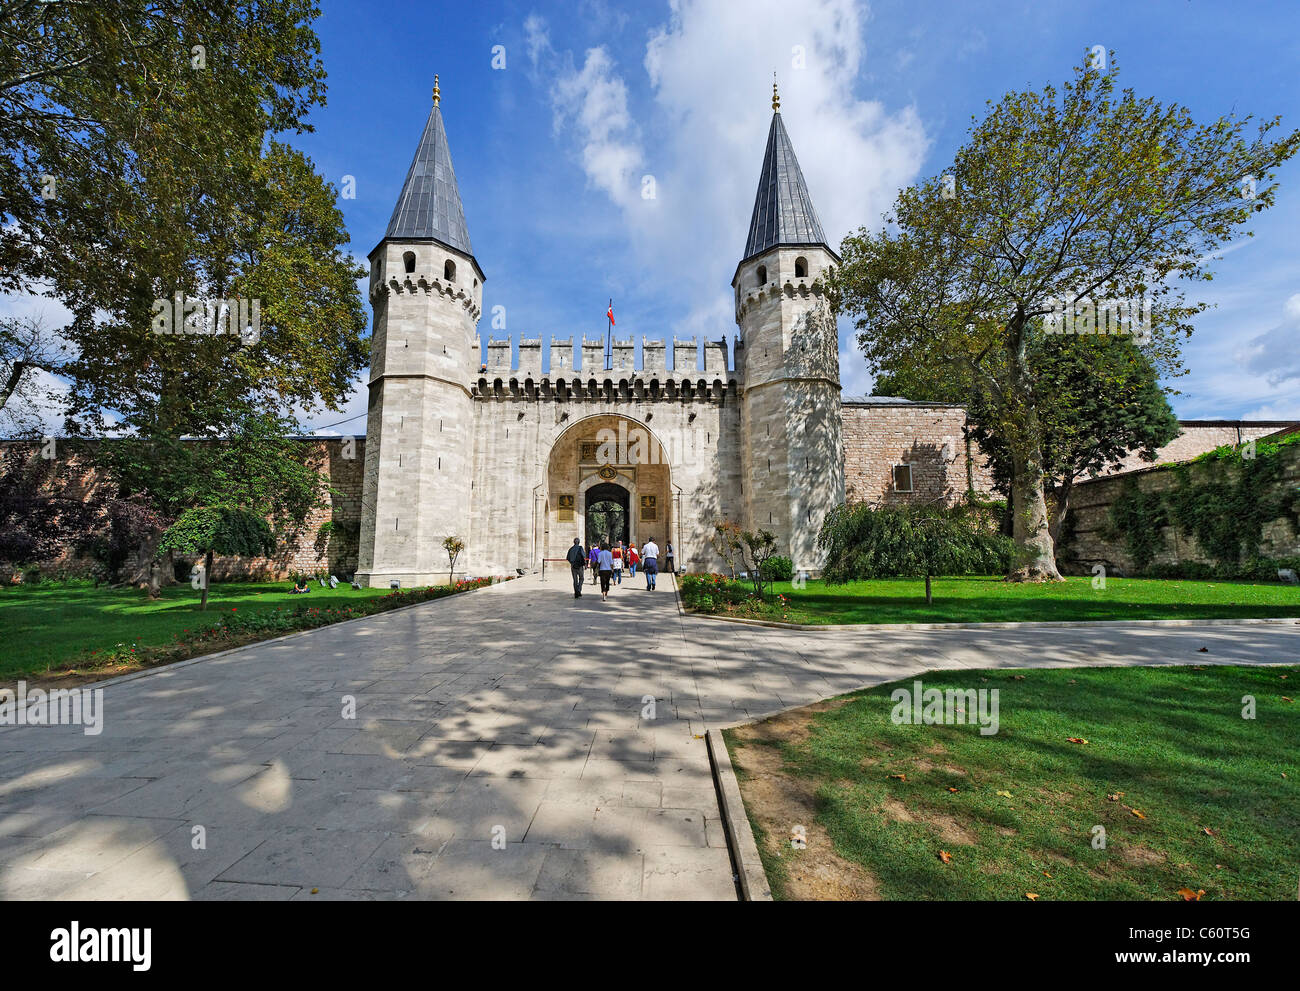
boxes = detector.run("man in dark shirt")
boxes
[566,538,586,598]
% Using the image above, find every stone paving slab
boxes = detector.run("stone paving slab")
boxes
[2,574,1297,900]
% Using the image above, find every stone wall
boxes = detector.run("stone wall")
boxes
[1060,435,1300,575]
[0,437,366,582]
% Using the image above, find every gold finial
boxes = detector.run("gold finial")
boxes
[772,72,780,111]
[433,74,441,106]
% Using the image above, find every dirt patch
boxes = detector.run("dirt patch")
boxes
[730,715,881,901]
[1120,845,1168,868]
[744,697,851,746]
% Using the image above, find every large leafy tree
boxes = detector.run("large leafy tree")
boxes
[967,338,1180,543]
[830,54,1299,580]
[1,1,365,439]
[875,338,1180,544]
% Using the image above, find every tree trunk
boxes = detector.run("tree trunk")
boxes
[201,548,213,610]
[1009,445,1063,581]
[1047,477,1074,546]
[925,573,933,605]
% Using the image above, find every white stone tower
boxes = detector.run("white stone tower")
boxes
[733,81,845,574]
[355,76,485,587]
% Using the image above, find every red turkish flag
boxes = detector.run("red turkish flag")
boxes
[606,305,615,326]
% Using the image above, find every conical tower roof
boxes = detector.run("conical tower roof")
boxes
[740,104,834,265]
[383,78,479,273]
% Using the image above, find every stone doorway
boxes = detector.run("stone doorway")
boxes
[584,482,629,548]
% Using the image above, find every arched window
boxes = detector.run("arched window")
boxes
[402,251,416,274]
[794,256,808,279]
[444,259,456,282]
[756,265,767,286]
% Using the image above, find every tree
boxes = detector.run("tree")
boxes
[103,407,330,600]
[830,53,1299,580]
[818,503,1014,604]
[442,535,465,587]
[966,336,1180,543]
[1,2,365,453]
[158,506,275,610]
[1,0,326,296]
[0,315,67,434]
[737,528,778,599]
[709,519,743,578]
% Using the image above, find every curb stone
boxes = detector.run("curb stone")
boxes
[707,728,772,902]
[683,611,1300,633]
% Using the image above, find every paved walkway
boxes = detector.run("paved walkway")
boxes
[2,574,1296,900]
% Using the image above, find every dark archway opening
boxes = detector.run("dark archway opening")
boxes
[585,482,629,548]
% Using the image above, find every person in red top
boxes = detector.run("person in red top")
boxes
[627,544,640,577]
[612,542,624,585]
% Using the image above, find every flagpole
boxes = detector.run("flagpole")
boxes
[606,298,612,371]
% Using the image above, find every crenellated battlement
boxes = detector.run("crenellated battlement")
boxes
[470,331,738,401]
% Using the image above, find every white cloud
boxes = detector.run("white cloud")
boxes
[534,0,928,356]
[551,47,644,212]
[1233,292,1300,387]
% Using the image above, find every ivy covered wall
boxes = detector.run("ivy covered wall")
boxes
[1058,431,1300,578]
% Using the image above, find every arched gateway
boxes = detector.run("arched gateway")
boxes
[543,413,675,562]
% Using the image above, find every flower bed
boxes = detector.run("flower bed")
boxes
[678,573,791,621]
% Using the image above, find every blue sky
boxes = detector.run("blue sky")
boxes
[7,0,1300,433]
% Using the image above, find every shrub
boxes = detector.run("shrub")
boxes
[761,556,794,582]
[817,502,1015,584]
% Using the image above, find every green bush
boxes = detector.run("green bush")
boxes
[817,502,1015,583]
[761,556,794,582]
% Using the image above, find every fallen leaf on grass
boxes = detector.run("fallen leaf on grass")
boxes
[1202,827,1215,836]
[1177,888,1206,901]
[1024,893,1039,901]
[1107,792,1125,801]
[889,774,906,781]
[938,850,952,864]
[997,790,1013,798]
[1130,808,1147,819]
[1042,871,1053,878]
[1066,737,1089,745]
[948,787,959,793]
[1282,697,1294,703]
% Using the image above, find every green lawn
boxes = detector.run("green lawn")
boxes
[0,580,394,680]
[725,664,1299,900]
[759,575,1300,624]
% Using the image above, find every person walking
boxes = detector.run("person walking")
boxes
[641,536,659,591]
[612,542,624,585]
[597,542,615,601]
[588,542,600,585]
[566,537,586,599]
[665,540,675,575]
[628,543,639,577]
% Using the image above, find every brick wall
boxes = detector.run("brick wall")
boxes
[1099,421,1296,476]
[841,402,997,506]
